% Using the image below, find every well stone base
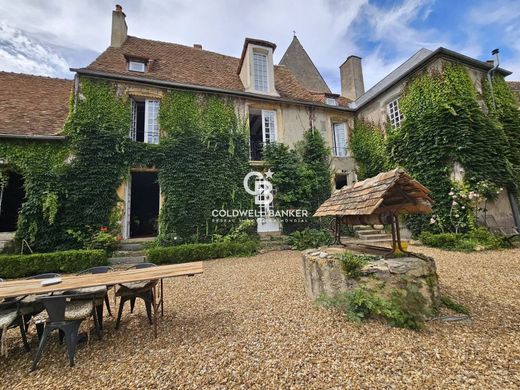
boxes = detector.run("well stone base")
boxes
[302,247,440,314]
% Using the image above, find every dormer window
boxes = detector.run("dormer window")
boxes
[253,51,269,92]
[128,60,146,73]
[325,97,337,106]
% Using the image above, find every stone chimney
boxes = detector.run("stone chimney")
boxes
[340,55,365,101]
[111,5,127,48]
[193,44,202,50]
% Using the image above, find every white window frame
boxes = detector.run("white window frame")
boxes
[144,100,160,144]
[261,110,277,145]
[332,122,348,157]
[130,99,160,144]
[325,97,338,106]
[128,60,146,73]
[387,97,404,129]
[253,51,269,93]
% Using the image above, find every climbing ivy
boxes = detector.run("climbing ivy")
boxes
[483,75,520,188]
[157,91,251,245]
[388,63,515,234]
[350,119,391,179]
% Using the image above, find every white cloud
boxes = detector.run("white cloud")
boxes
[0,21,69,77]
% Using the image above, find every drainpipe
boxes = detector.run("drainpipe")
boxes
[487,48,500,110]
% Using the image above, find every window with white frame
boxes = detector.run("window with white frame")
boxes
[128,60,146,73]
[262,110,277,144]
[130,99,160,144]
[253,51,269,92]
[325,97,337,106]
[333,122,347,157]
[387,97,404,128]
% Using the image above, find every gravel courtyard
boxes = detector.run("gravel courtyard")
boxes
[1,246,519,389]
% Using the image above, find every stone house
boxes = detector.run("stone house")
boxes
[1,5,518,241]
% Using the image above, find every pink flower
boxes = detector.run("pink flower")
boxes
[100,226,108,232]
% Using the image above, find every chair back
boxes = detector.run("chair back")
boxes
[27,273,61,280]
[38,293,92,323]
[130,262,157,270]
[77,266,113,275]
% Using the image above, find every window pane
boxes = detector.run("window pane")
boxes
[387,97,404,128]
[253,52,268,92]
[145,100,160,144]
[262,110,276,144]
[333,123,347,157]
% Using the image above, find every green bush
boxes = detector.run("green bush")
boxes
[339,252,374,279]
[420,228,505,252]
[287,228,333,250]
[146,240,259,265]
[86,230,119,253]
[0,249,108,279]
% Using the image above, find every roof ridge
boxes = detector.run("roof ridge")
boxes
[125,35,241,61]
[0,71,72,82]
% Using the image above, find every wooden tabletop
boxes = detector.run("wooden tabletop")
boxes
[0,262,204,299]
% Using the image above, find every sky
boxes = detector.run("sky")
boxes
[0,0,519,94]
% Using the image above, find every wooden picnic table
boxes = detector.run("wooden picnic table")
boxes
[0,262,204,337]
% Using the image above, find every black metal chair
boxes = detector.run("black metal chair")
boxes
[115,263,157,330]
[31,292,101,371]
[75,266,114,330]
[0,279,30,357]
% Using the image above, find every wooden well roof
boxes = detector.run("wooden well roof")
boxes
[314,168,432,218]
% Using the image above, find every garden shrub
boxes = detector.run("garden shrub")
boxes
[146,240,259,265]
[0,249,108,279]
[420,228,505,252]
[286,228,333,250]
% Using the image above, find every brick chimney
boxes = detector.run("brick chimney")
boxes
[340,55,365,101]
[111,5,127,48]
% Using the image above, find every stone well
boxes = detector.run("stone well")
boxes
[302,247,441,314]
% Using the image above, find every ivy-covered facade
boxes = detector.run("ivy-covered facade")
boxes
[1,6,519,252]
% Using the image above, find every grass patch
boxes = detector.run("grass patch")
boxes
[440,295,470,315]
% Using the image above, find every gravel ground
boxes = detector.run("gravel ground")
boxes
[1,246,519,389]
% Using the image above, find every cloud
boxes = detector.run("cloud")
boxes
[0,22,70,77]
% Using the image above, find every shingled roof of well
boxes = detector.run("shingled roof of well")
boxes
[314,168,433,217]
[0,72,72,137]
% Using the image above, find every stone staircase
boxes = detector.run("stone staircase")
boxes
[352,225,393,245]
[109,237,154,265]
[259,233,291,252]
[0,232,15,253]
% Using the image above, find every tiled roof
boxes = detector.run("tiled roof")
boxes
[82,36,347,107]
[507,81,520,90]
[0,72,72,137]
[314,168,432,220]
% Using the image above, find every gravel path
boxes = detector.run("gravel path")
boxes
[1,246,519,389]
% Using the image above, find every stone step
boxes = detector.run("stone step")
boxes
[118,243,145,251]
[112,250,146,258]
[108,255,146,265]
[356,229,385,236]
[358,233,393,241]
[352,225,373,231]
[260,242,291,252]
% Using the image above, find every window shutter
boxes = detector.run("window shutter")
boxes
[130,100,137,141]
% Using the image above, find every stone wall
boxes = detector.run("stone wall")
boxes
[302,247,441,314]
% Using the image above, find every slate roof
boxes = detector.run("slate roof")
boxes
[350,47,513,109]
[279,36,331,93]
[0,72,72,137]
[314,168,432,218]
[80,36,347,107]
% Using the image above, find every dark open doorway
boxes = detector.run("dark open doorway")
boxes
[0,171,25,232]
[130,171,159,238]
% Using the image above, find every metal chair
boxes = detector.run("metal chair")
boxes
[0,279,30,357]
[31,292,101,371]
[75,266,114,330]
[115,263,157,330]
